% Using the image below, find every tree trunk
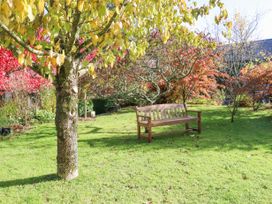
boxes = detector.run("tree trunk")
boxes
[183,96,188,112]
[183,99,189,130]
[230,104,236,123]
[84,91,87,119]
[231,112,234,123]
[55,59,79,180]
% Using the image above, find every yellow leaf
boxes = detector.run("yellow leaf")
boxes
[25,55,33,66]
[37,0,44,14]
[226,21,233,29]
[110,61,114,68]
[91,34,99,45]
[113,23,121,35]
[18,26,26,34]
[89,63,96,79]
[78,0,84,12]
[35,45,43,50]
[14,0,25,11]
[50,57,57,67]
[53,0,60,7]
[0,16,9,26]
[1,2,12,18]
[27,5,35,21]
[113,0,120,5]
[56,52,65,66]
[29,35,36,45]
[18,53,25,65]
[117,22,123,29]
[54,41,61,52]
[14,0,28,22]
[162,31,170,44]
[7,0,13,8]
[66,0,72,6]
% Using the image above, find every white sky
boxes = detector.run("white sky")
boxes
[194,0,272,40]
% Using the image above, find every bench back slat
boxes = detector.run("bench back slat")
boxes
[136,104,186,121]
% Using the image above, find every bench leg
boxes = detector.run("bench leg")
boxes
[197,112,202,133]
[185,123,189,131]
[144,127,148,133]
[197,120,201,133]
[137,124,141,139]
[147,127,152,143]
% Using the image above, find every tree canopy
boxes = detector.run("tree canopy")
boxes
[0,0,229,75]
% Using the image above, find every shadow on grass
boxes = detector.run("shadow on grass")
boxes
[79,129,195,149]
[0,174,59,188]
[78,108,272,152]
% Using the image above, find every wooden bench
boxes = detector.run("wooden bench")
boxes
[135,104,201,143]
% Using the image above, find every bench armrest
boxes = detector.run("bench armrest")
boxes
[137,115,151,120]
[137,115,152,125]
[186,110,202,119]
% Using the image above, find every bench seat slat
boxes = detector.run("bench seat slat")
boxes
[138,116,197,127]
[136,104,185,112]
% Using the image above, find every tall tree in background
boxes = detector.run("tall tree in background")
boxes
[0,0,229,180]
[123,34,223,106]
[86,35,224,107]
[223,12,261,76]
[168,48,222,105]
[221,12,262,122]
[121,35,218,105]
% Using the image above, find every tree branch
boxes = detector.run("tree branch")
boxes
[77,11,118,55]
[0,22,47,56]
[66,10,81,54]
[77,0,130,56]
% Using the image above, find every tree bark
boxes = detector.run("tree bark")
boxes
[230,104,237,123]
[231,112,235,123]
[55,58,79,180]
[84,91,87,119]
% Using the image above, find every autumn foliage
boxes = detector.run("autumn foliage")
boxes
[240,62,272,111]
[166,46,222,104]
[83,36,223,106]
[0,48,50,95]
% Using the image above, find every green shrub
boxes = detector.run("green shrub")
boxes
[0,89,56,126]
[0,114,10,127]
[0,101,20,126]
[239,95,252,107]
[78,100,93,117]
[92,98,119,114]
[39,88,56,113]
[189,98,217,105]
[34,110,55,123]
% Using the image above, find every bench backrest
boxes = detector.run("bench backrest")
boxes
[136,104,186,121]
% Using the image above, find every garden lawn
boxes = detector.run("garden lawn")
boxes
[0,106,272,204]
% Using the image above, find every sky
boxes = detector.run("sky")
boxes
[194,0,272,40]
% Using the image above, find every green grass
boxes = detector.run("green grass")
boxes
[0,106,272,204]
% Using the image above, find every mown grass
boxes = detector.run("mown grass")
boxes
[0,106,272,204]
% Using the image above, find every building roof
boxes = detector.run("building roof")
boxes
[253,38,272,55]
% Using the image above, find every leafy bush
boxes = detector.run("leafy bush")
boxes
[189,98,217,105]
[78,100,93,117]
[39,88,56,113]
[0,101,21,126]
[34,110,55,123]
[93,98,119,114]
[238,95,252,107]
[0,89,56,126]
[105,99,119,112]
